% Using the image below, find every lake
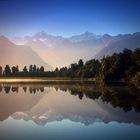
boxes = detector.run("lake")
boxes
[0,83,140,140]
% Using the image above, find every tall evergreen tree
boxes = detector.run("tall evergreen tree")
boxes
[40,66,44,72]
[23,66,28,72]
[29,65,33,72]
[0,66,2,76]
[78,59,84,67]
[33,65,37,71]
[4,65,11,76]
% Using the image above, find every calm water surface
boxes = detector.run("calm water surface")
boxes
[0,83,140,140]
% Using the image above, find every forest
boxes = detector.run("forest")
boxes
[0,48,140,88]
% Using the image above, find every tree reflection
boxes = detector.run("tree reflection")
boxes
[11,86,18,93]
[29,87,44,93]
[53,84,140,113]
[4,86,11,93]
[23,87,27,93]
[0,85,2,92]
[0,83,140,113]
[0,84,45,94]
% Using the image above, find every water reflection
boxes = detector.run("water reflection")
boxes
[0,84,45,94]
[0,83,140,126]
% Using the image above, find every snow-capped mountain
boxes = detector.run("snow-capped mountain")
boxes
[68,31,101,42]
[13,31,140,68]
[13,32,107,68]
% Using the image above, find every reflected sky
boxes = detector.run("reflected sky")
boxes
[1,118,140,140]
[0,83,140,140]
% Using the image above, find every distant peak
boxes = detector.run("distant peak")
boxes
[82,31,94,35]
[33,31,59,41]
[34,31,48,38]
[133,32,140,36]
[103,34,111,37]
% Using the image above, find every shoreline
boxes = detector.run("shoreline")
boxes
[0,77,96,84]
[0,77,127,87]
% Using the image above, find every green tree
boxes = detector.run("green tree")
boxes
[0,66,2,76]
[29,65,33,72]
[36,67,40,72]
[4,65,11,76]
[54,67,59,77]
[33,65,37,71]
[16,65,19,73]
[23,66,28,72]
[78,59,84,67]
[12,66,17,75]
[40,66,44,72]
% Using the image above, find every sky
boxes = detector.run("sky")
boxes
[0,0,140,38]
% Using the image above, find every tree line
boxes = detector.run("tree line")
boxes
[0,48,140,87]
[0,65,45,77]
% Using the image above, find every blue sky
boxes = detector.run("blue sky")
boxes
[0,0,140,38]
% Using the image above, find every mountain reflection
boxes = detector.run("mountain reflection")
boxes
[0,83,140,126]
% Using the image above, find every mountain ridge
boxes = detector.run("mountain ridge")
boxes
[4,31,140,68]
[0,36,53,70]
[13,31,140,68]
